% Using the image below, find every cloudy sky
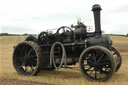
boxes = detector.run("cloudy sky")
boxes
[1,0,128,35]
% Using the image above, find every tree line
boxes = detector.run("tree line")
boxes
[0,33,128,37]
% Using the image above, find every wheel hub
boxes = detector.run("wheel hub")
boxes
[24,56,31,64]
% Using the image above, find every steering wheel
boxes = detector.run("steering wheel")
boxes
[56,26,73,35]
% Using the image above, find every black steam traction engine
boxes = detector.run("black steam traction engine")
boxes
[13,4,122,81]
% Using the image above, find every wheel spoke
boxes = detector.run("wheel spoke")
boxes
[31,55,36,58]
[25,48,27,56]
[99,70,101,80]
[92,52,97,63]
[95,70,97,78]
[86,66,93,71]
[88,60,95,65]
[27,48,33,56]
[83,64,88,66]
[97,53,104,63]
[99,62,110,66]
[89,70,94,75]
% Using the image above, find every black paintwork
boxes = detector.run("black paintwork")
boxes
[37,4,112,65]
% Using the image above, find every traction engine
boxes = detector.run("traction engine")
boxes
[13,4,122,81]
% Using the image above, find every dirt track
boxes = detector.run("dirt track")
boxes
[0,79,55,85]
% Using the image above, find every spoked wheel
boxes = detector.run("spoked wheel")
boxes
[79,46,116,81]
[111,47,122,72]
[13,41,45,75]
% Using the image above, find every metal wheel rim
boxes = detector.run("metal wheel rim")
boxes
[13,43,38,75]
[80,48,113,81]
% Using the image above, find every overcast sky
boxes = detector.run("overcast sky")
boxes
[1,0,128,35]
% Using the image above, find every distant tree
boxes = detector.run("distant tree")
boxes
[0,33,8,36]
[127,33,128,36]
[23,33,28,36]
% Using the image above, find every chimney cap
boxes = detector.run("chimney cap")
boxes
[92,4,102,11]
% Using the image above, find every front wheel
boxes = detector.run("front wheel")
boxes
[79,46,116,81]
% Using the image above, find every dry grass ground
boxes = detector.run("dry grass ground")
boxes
[0,79,55,85]
[0,36,128,85]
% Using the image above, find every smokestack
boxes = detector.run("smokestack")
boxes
[92,4,102,37]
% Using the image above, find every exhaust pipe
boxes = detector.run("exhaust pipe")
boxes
[92,4,102,37]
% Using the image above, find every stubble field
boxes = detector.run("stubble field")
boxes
[0,35,128,85]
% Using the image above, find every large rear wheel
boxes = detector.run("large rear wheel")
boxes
[79,46,116,81]
[13,41,45,75]
[25,35,38,43]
